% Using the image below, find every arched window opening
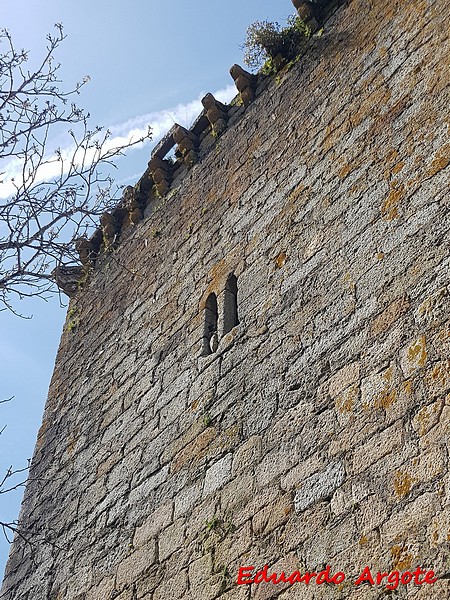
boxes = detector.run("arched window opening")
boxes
[203,292,218,355]
[223,274,239,335]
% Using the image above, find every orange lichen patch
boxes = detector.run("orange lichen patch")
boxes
[431,362,450,384]
[371,95,411,139]
[288,184,308,205]
[275,251,287,269]
[201,251,243,306]
[426,361,450,395]
[407,335,427,368]
[425,144,450,178]
[412,400,443,436]
[322,118,352,152]
[171,426,218,474]
[381,181,405,221]
[385,148,399,164]
[393,470,415,498]
[351,83,392,128]
[403,379,413,395]
[336,384,359,413]
[437,325,450,343]
[322,125,335,153]
[383,158,405,180]
[418,297,435,320]
[383,366,394,383]
[375,388,397,409]
[338,163,352,179]
[392,161,405,175]
[390,545,413,570]
[388,95,412,122]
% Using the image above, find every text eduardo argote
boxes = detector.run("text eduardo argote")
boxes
[237,564,438,591]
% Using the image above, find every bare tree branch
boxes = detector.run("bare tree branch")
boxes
[0,462,29,495]
[0,25,152,548]
[0,396,13,405]
[0,24,152,311]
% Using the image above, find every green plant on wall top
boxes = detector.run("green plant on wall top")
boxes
[243,15,311,73]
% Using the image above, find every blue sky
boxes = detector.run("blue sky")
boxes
[0,0,294,576]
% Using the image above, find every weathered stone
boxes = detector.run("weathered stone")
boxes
[229,64,256,107]
[52,265,85,297]
[75,237,97,267]
[115,542,156,590]
[294,462,345,513]
[158,518,185,561]
[203,453,233,497]
[133,502,173,547]
[352,422,404,475]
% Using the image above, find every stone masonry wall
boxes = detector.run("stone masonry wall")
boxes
[2,0,450,598]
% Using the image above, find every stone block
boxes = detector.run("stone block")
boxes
[133,502,173,547]
[158,519,186,561]
[252,493,293,536]
[351,422,404,475]
[115,542,156,590]
[153,569,188,600]
[174,481,203,518]
[294,461,345,513]
[381,492,440,544]
[203,453,233,497]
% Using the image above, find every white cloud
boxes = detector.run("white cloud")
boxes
[0,84,237,200]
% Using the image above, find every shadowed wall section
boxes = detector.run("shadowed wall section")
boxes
[2,0,449,598]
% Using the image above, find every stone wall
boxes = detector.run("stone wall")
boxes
[2,0,449,598]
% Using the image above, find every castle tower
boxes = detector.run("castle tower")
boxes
[2,0,449,598]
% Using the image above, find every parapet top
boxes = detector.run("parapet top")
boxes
[54,0,346,297]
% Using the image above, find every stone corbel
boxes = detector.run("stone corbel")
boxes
[122,185,143,226]
[75,237,97,268]
[172,125,198,167]
[148,155,172,197]
[52,265,84,298]
[230,64,257,108]
[202,93,228,136]
[291,0,319,32]
[100,212,118,248]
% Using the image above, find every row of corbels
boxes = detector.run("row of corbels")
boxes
[146,74,253,195]
[69,0,332,280]
[71,56,275,272]
[74,178,153,269]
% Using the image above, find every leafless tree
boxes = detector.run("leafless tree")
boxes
[0,396,28,541]
[0,25,151,546]
[0,23,151,314]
